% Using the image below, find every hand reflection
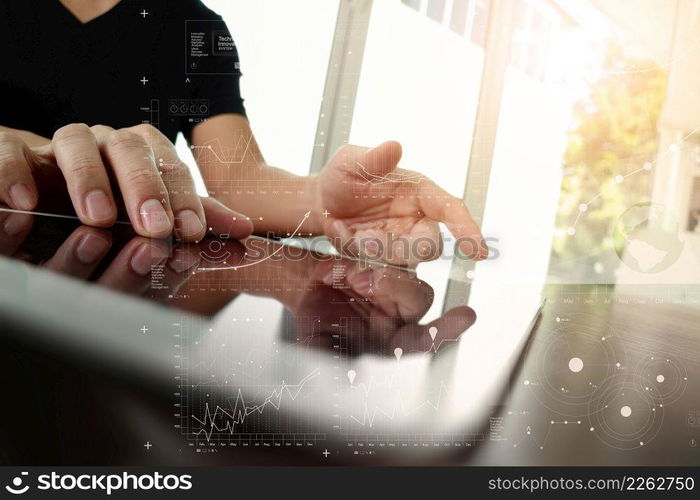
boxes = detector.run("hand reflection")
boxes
[0,210,208,300]
[0,211,476,358]
[290,259,476,357]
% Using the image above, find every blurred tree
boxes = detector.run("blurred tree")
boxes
[549,40,667,278]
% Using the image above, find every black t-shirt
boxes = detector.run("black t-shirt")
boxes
[0,0,246,143]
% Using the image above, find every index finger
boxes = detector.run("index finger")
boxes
[52,124,118,227]
[417,183,488,260]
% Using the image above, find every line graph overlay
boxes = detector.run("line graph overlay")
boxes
[191,369,321,442]
[195,211,311,272]
[174,315,327,447]
[333,317,483,447]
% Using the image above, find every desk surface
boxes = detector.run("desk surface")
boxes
[473,285,700,466]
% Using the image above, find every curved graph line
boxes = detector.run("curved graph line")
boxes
[195,210,311,272]
[567,122,700,233]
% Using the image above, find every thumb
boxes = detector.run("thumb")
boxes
[200,196,254,240]
[355,140,403,179]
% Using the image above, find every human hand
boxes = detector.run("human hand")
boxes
[0,212,194,298]
[0,124,253,241]
[292,258,477,356]
[316,141,487,266]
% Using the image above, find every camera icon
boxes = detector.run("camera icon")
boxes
[5,472,29,495]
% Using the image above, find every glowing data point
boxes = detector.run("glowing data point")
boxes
[394,347,403,361]
[347,370,356,384]
[428,326,438,341]
[568,357,584,373]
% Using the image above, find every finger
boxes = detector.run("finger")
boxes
[321,142,403,209]
[146,245,201,302]
[417,184,488,260]
[418,306,477,351]
[390,306,477,355]
[43,226,112,280]
[331,264,434,338]
[324,218,359,259]
[128,124,206,241]
[169,245,202,274]
[348,218,443,267]
[89,124,115,140]
[97,237,170,293]
[52,124,118,227]
[99,129,174,238]
[345,141,402,179]
[316,260,428,320]
[371,270,434,320]
[200,196,254,239]
[0,131,38,210]
[0,211,34,256]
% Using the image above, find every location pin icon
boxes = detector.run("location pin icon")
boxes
[394,347,403,361]
[428,326,438,342]
[347,370,356,384]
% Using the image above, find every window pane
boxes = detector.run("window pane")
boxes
[427,0,446,23]
[401,0,422,11]
[450,0,470,36]
[470,0,491,47]
[479,0,697,287]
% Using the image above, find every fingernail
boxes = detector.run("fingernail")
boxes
[84,190,114,222]
[459,239,480,259]
[169,248,199,273]
[130,242,168,276]
[140,199,171,235]
[479,240,490,260]
[2,213,29,236]
[349,270,372,294]
[9,184,35,210]
[175,209,204,240]
[75,233,110,264]
[362,239,381,258]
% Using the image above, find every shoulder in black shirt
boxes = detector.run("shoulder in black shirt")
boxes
[0,0,246,143]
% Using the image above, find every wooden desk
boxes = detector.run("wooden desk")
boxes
[472,284,700,465]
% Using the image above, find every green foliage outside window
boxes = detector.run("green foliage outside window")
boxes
[550,41,667,278]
